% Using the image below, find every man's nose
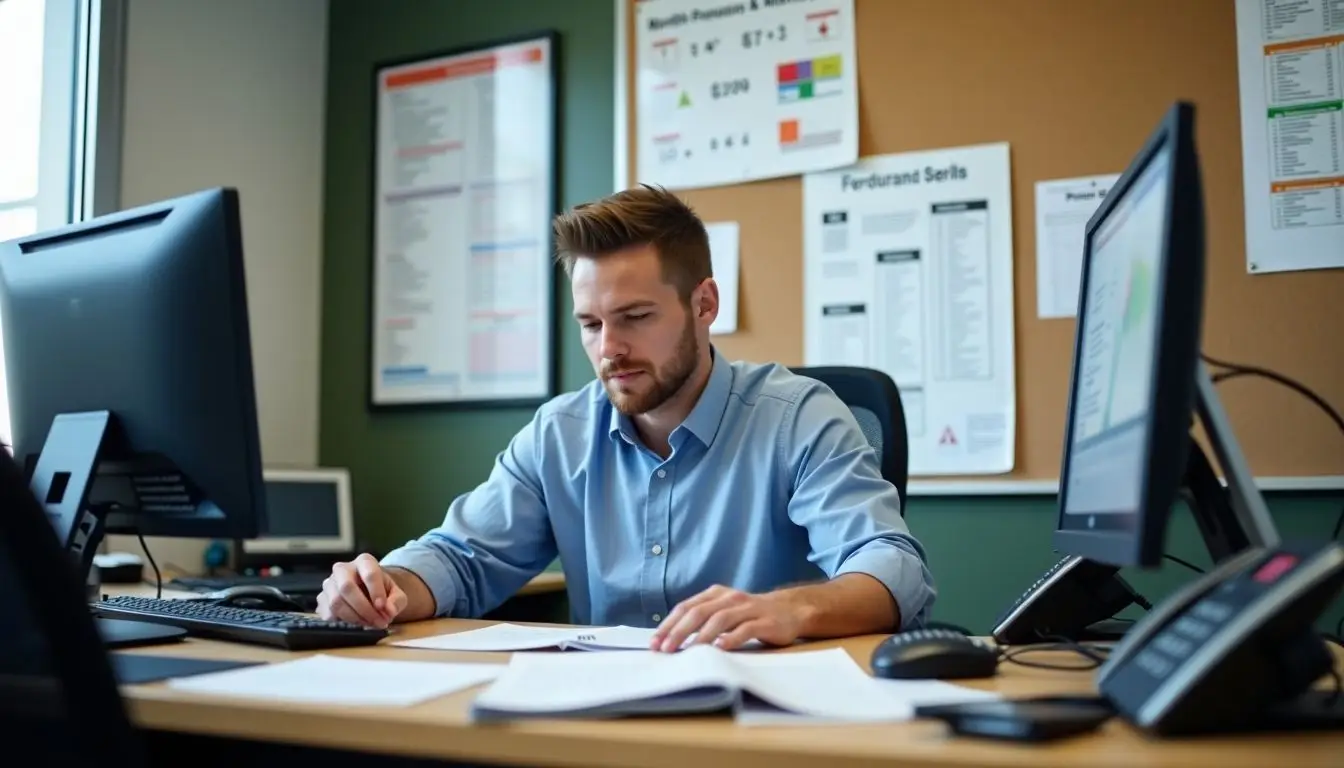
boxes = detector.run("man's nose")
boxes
[600,327,628,360]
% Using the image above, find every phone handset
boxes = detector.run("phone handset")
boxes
[1096,546,1268,686]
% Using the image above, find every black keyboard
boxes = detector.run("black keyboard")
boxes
[167,572,328,595]
[91,595,388,651]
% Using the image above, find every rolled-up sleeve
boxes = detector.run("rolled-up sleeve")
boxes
[379,413,558,618]
[782,383,936,630]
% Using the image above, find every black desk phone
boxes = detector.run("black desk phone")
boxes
[1097,541,1344,737]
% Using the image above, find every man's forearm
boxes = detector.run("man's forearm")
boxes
[772,572,899,638]
[386,566,438,622]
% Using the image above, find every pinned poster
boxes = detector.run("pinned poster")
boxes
[707,221,740,335]
[633,0,858,190]
[802,142,1017,476]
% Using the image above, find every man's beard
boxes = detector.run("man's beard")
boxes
[602,315,699,416]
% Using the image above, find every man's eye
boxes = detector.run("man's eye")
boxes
[627,313,650,322]
[582,321,601,331]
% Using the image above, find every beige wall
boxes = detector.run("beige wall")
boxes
[105,0,329,571]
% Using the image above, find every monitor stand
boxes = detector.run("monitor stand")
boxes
[27,410,187,650]
[992,365,1278,645]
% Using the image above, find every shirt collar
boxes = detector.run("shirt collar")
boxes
[607,346,732,449]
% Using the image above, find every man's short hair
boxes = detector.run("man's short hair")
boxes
[552,184,712,302]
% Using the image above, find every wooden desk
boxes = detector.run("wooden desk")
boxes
[110,611,1344,768]
[516,570,565,596]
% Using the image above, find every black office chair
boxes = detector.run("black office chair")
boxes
[0,448,145,767]
[790,365,909,512]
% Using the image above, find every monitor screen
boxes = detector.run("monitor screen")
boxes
[262,481,341,538]
[1060,147,1170,528]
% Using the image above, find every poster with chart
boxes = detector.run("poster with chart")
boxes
[803,143,1017,476]
[369,34,557,408]
[634,0,858,190]
[1234,0,1344,274]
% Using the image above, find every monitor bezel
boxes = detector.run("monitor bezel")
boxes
[241,467,354,555]
[1053,101,1205,568]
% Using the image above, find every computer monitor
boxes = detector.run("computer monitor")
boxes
[0,187,267,589]
[1054,100,1278,568]
[992,102,1281,644]
[242,467,354,557]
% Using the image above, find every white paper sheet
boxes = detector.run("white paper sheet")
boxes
[396,622,760,652]
[1234,0,1344,274]
[470,645,999,723]
[803,143,1018,476]
[633,0,858,189]
[1034,174,1120,319]
[707,221,740,335]
[164,654,502,707]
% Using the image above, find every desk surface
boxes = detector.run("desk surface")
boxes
[109,608,1344,768]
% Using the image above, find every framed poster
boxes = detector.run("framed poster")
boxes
[368,31,559,409]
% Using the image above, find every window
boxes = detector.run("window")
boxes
[0,0,119,448]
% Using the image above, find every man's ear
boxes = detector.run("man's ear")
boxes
[693,278,720,324]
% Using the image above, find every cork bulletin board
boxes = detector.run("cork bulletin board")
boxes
[621,0,1343,483]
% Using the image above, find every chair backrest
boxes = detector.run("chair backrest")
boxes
[790,366,909,513]
[0,448,144,766]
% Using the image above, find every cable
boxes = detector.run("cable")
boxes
[998,637,1110,672]
[1202,352,1344,542]
[1163,553,1205,574]
[135,529,162,599]
[1202,353,1344,437]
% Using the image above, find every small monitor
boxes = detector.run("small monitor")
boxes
[244,468,354,555]
[0,187,266,582]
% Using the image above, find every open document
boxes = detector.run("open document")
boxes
[470,645,997,723]
[395,622,763,652]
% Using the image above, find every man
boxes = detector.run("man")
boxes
[318,185,935,652]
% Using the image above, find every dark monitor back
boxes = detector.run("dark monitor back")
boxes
[0,187,266,540]
[0,448,143,765]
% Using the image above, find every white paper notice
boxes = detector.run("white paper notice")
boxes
[164,655,502,707]
[371,37,556,405]
[803,143,1017,476]
[1234,0,1344,274]
[634,0,858,190]
[1034,174,1120,318]
[707,221,740,335]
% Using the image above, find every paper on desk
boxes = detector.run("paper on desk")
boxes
[470,644,999,723]
[164,654,503,707]
[729,648,999,725]
[397,622,762,652]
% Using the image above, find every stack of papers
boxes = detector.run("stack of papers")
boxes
[164,654,503,707]
[470,645,999,724]
[394,622,761,652]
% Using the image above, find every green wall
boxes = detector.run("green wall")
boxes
[319,0,609,553]
[319,0,1343,635]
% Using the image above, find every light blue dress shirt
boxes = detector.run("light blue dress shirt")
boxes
[380,348,936,630]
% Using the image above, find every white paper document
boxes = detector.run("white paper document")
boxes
[707,221,741,335]
[1034,174,1120,319]
[370,36,556,405]
[1234,0,1344,274]
[164,654,502,707]
[634,0,858,189]
[803,143,1018,476]
[470,645,997,723]
[395,622,665,652]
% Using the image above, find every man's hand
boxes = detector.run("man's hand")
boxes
[316,553,409,628]
[649,584,806,653]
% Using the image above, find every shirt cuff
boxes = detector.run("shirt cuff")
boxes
[380,546,458,617]
[834,542,935,631]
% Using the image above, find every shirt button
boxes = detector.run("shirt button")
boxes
[656,469,667,478]
[652,613,662,622]
[651,544,663,555]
